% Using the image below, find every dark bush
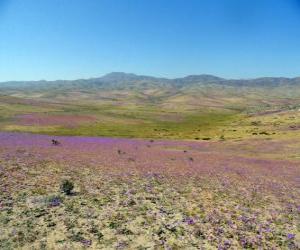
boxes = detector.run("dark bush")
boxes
[259,131,270,135]
[251,121,261,126]
[60,180,74,195]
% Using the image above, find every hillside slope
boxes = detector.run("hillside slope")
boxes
[0,73,300,139]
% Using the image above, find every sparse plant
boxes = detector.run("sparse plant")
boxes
[60,180,74,195]
[259,131,270,135]
[251,121,261,126]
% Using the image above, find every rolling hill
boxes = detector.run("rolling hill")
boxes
[0,73,300,139]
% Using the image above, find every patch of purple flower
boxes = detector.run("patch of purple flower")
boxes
[287,233,295,240]
[81,239,92,246]
[48,196,62,207]
[184,217,196,225]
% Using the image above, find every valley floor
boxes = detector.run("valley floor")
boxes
[0,132,299,249]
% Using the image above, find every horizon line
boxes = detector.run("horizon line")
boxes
[1,71,300,83]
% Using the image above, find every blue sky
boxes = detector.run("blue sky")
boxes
[1,0,300,81]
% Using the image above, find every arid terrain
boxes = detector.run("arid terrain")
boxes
[0,73,299,249]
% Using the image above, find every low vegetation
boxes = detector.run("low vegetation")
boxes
[0,132,299,249]
[0,74,299,248]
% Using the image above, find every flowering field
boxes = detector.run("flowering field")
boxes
[0,132,299,249]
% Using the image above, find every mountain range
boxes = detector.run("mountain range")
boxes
[1,72,300,114]
[1,72,300,90]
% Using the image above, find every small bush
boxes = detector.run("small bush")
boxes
[259,131,270,135]
[60,180,74,195]
[251,121,261,126]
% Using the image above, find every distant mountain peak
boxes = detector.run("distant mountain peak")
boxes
[182,74,223,80]
[103,72,137,77]
[100,72,138,81]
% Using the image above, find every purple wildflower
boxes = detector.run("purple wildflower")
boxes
[287,233,295,240]
[185,217,195,225]
[81,239,92,246]
[48,197,61,207]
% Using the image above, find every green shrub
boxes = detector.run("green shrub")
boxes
[60,180,74,195]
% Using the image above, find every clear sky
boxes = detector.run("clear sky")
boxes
[1,0,300,81]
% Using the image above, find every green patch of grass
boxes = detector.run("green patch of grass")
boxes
[24,111,239,139]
